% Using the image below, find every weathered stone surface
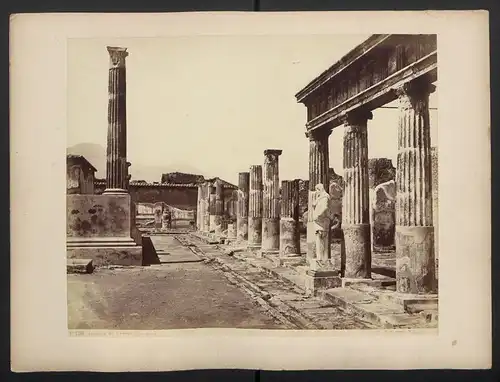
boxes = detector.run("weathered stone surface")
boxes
[372,179,396,249]
[280,180,300,256]
[395,226,437,294]
[262,149,282,252]
[343,224,371,278]
[67,246,142,267]
[227,223,236,239]
[67,259,94,274]
[67,194,134,239]
[305,270,341,295]
[279,218,300,256]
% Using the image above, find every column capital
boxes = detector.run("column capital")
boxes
[107,46,129,68]
[342,110,373,126]
[263,149,283,158]
[306,127,332,142]
[393,79,436,99]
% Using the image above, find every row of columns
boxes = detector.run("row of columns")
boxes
[306,77,436,295]
[197,179,226,234]
[196,149,302,258]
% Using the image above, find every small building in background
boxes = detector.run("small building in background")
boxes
[66,154,97,195]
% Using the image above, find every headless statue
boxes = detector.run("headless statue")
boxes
[312,183,331,262]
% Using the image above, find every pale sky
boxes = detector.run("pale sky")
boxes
[67,35,437,185]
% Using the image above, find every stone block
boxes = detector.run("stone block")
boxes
[67,258,94,274]
[305,270,341,295]
[67,245,142,267]
[67,194,133,239]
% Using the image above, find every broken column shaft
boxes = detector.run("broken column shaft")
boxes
[280,179,300,256]
[262,149,282,253]
[248,165,263,249]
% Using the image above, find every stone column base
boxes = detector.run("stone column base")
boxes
[279,218,300,256]
[396,225,437,294]
[305,269,341,295]
[343,223,372,279]
[236,217,248,241]
[248,217,262,249]
[262,217,280,252]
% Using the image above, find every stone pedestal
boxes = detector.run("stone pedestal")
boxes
[67,194,142,266]
[262,149,282,253]
[248,165,263,249]
[237,172,250,241]
[342,111,372,279]
[394,79,437,294]
[306,129,331,260]
[103,47,129,195]
[305,258,341,295]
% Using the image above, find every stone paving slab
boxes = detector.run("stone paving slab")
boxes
[191,233,437,329]
[186,235,372,330]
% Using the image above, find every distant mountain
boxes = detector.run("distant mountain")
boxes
[67,142,205,182]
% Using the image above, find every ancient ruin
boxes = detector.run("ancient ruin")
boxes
[68,35,440,332]
[295,34,438,297]
[66,46,142,266]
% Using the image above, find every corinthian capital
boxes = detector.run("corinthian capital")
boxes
[107,46,129,68]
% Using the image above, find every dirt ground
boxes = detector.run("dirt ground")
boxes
[67,262,291,330]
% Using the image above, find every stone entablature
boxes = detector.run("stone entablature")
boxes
[296,34,437,131]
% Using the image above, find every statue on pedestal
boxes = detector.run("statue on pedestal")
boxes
[312,183,331,264]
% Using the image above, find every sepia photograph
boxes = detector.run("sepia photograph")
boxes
[11,11,490,371]
[66,33,439,331]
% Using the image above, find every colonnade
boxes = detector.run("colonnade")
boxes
[196,150,302,259]
[306,77,437,295]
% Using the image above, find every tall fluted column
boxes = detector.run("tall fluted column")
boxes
[342,110,372,279]
[306,128,331,260]
[208,183,216,232]
[196,184,202,231]
[280,179,300,256]
[203,182,210,232]
[214,179,224,235]
[237,172,250,241]
[248,165,263,249]
[104,46,129,194]
[262,149,282,253]
[394,79,437,294]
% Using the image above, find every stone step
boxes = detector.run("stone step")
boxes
[67,259,94,274]
[320,287,435,328]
